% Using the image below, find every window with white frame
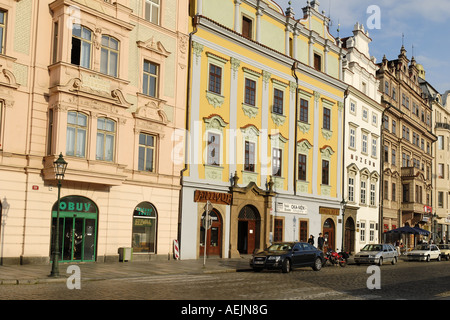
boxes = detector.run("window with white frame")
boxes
[66,111,88,158]
[369,222,375,242]
[71,25,92,69]
[360,221,366,242]
[371,137,377,157]
[362,132,368,154]
[0,10,6,55]
[144,0,160,25]
[272,148,282,177]
[370,183,376,206]
[96,118,116,162]
[360,180,366,204]
[207,132,220,166]
[348,177,354,202]
[143,60,159,97]
[138,133,156,172]
[349,127,356,149]
[244,141,255,172]
[100,35,119,77]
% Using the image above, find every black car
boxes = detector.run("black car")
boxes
[249,242,324,273]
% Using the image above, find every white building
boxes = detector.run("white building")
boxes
[340,23,383,253]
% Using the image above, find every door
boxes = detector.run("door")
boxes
[344,217,355,253]
[237,205,260,254]
[323,218,335,252]
[51,196,98,262]
[200,210,222,257]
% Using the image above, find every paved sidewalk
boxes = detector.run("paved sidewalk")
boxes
[0,257,254,285]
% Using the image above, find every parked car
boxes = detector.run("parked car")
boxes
[406,243,441,262]
[250,242,324,273]
[354,244,399,266]
[437,244,450,261]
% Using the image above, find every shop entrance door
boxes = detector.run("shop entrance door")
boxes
[199,210,222,257]
[51,196,98,262]
[323,218,335,252]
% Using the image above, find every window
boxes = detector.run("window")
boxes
[274,218,283,242]
[272,148,282,177]
[392,87,396,101]
[384,145,389,162]
[323,107,330,130]
[298,154,307,181]
[439,163,444,179]
[349,128,356,148]
[96,118,116,162]
[369,223,375,242]
[244,141,255,172]
[299,99,309,123]
[360,181,366,204]
[350,101,356,114]
[392,120,396,135]
[144,0,160,25]
[207,133,220,166]
[71,25,92,68]
[138,133,156,172]
[52,22,59,63]
[132,202,157,253]
[362,133,368,154]
[348,177,354,202]
[244,78,256,106]
[273,88,284,115]
[391,148,396,165]
[392,183,396,201]
[321,160,329,185]
[438,192,444,208]
[384,181,389,200]
[143,60,158,97]
[208,64,222,94]
[402,183,410,202]
[385,81,389,95]
[100,35,119,77]
[383,115,389,130]
[370,183,376,206]
[438,135,444,150]
[66,111,87,158]
[299,221,308,242]
[371,138,377,157]
[242,16,252,39]
[314,53,321,71]
[360,221,366,242]
[0,10,6,54]
[362,108,368,121]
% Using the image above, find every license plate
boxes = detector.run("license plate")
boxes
[254,261,264,264]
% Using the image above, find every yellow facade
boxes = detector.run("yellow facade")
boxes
[180,0,347,259]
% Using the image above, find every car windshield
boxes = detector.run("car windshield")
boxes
[413,244,430,251]
[267,243,292,251]
[361,244,382,251]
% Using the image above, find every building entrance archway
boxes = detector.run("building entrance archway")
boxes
[323,218,335,251]
[344,217,355,253]
[237,205,260,254]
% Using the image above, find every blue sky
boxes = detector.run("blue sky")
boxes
[275,0,450,94]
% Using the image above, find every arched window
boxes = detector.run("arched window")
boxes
[132,202,157,253]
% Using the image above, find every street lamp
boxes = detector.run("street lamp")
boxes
[49,153,68,277]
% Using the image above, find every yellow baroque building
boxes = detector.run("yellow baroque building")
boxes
[180,0,347,259]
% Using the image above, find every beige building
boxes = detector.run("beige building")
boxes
[0,0,188,264]
[377,47,436,239]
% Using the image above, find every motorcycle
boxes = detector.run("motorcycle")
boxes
[323,248,348,267]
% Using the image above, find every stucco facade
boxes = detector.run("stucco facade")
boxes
[0,0,188,264]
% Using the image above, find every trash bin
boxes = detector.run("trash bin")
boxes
[118,247,133,262]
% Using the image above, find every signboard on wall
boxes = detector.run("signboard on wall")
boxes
[276,202,307,214]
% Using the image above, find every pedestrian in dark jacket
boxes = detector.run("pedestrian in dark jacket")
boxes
[308,235,314,246]
[317,233,325,251]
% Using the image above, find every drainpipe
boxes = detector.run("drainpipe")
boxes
[292,62,299,195]
[177,14,199,258]
[341,89,348,252]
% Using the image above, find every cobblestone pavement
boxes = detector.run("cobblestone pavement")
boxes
[1,259,449,301]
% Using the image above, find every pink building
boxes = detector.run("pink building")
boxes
[0,0,188,264]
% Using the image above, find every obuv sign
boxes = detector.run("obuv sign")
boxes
[52,195,97,213]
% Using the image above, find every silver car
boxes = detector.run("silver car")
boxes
[354,244,399,266]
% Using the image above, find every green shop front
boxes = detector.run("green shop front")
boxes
[50,196,98,262]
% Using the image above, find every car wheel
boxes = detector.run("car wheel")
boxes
[447,254,450,261]
[312,257,322,271]
[426,255,430,262]
[437,255,441,262]
[391,256,397,265]
[378,257,383,266]
[282,259,291,273]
